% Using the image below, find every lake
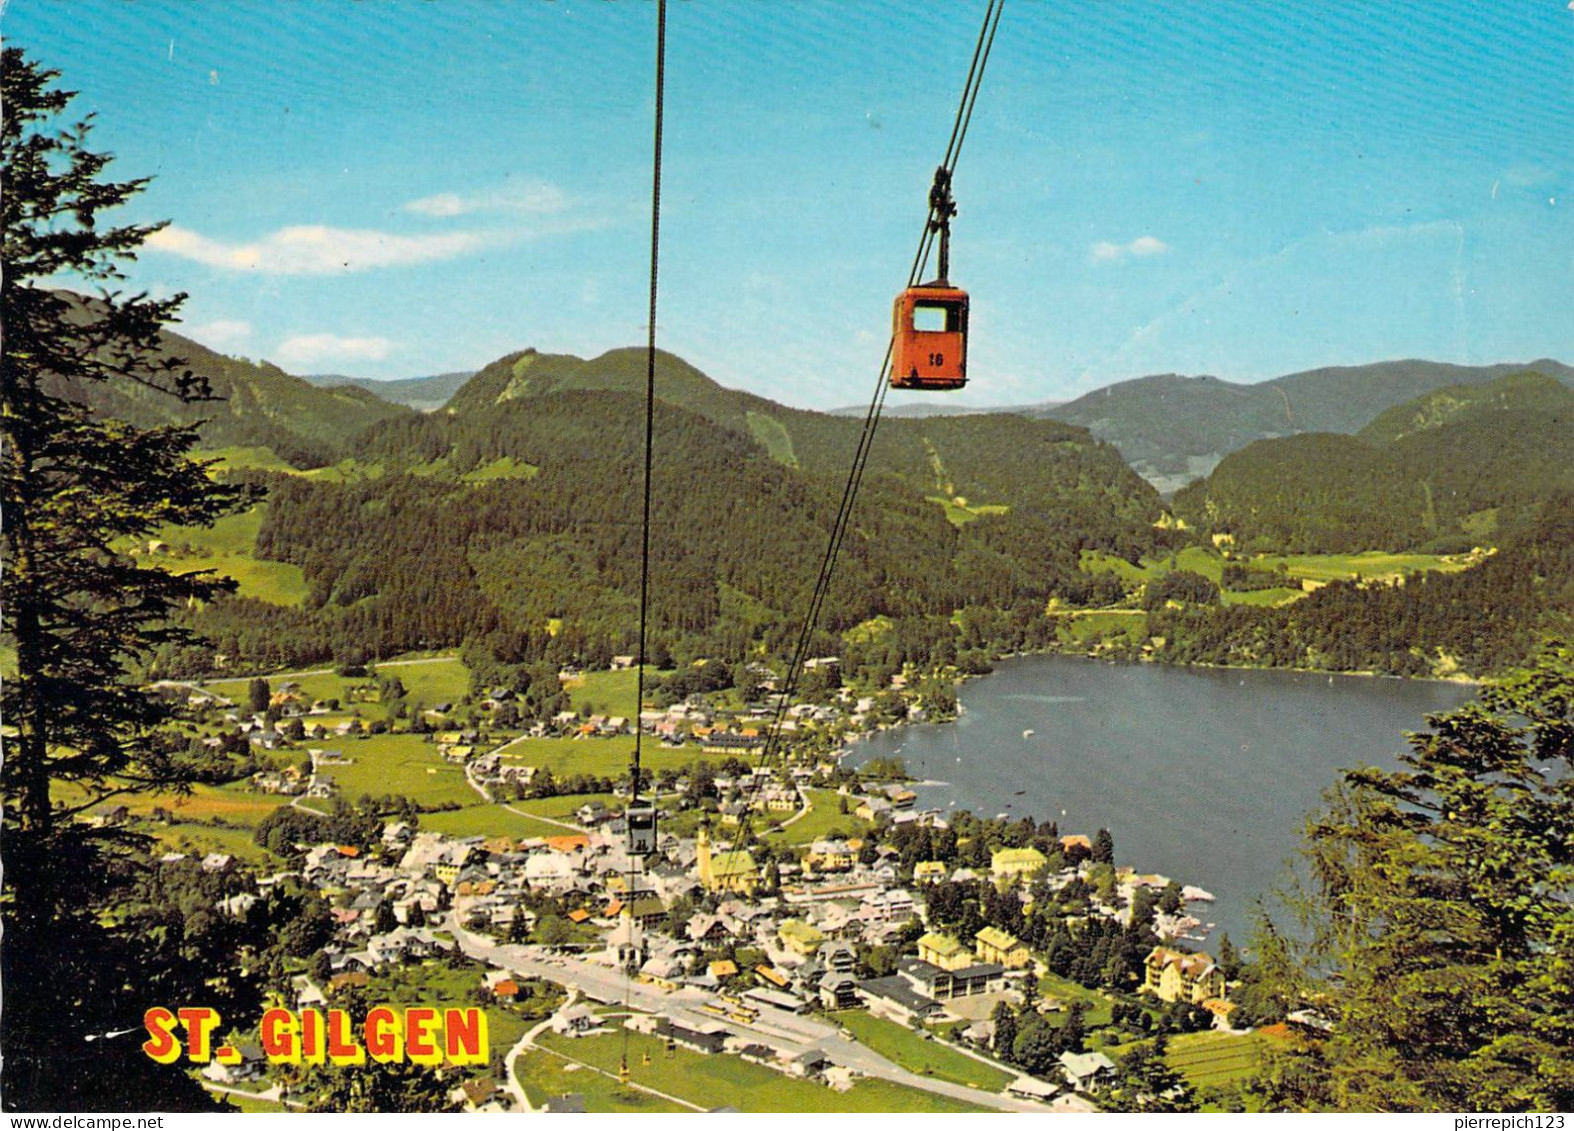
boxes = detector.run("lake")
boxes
[852,654,1477,946]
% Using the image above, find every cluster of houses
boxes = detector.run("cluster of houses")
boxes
[154,656,1243,1111]
[167,775,1235,1113]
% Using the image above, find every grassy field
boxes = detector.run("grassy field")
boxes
[1054,610,1148,647]
[461,455,539,482]
[1079,545,1467,596]
[382,657,474,704]
[1080,546,1223,585]
[506,793,620,823]
[500,734,697,780]
[322,734,478,807]
[1037,972,1115,1028]
[151,504,309,607]
[561,668,644,714]
[194,445,303,474]
[928,495,1011,528]
[1165,1031,1267,1090]
[418,803,568,840]
[1220,587,1305,608]
[61,780,282,863]
[149,820,273,865]
[117,782,287,827]
[302,457,385,483]
[536,1029,989,1113]
[206,656,472,710]
[1079,550,1153,585]
[832,1011,1013,1092]
[1252,550,1470,583]
[515,1046,688,1113]
[771,788,871,847]
[747,411,798,468]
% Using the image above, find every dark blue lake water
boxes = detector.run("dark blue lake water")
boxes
[853,654,1476,945]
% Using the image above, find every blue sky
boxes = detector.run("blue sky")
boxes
[9,1,1571,409]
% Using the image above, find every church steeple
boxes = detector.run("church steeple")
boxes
[696,825,713,888]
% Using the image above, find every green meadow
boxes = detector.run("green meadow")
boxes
[928,495,1011,527]
[1252,550,1470,583]
[832,1011,1013,1092]
[770,787,871,847]
[322,733,478,807]
[534,1029,988,1113]
[1164,1030,1269,1090]
[206,655,471,708]
[150,504,309,606]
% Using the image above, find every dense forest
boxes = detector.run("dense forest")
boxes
[1173,370,1574,553]
[146,352,1574,686]
[164,383,1168,680]
[1139,496,1574,676]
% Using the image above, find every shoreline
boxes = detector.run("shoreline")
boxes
[994,643,1486,688]
[834,647,1482,769]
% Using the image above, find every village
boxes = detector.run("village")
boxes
[142,656,1248,1113]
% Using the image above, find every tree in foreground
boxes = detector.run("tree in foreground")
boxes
[2,48,253,1110]
[1255,643,1574,1111]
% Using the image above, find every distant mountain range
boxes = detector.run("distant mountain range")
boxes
[137,313,1574,500]
[77,313,1564,679]
[299,369,477,412]
[1028,359,1574,493]
[1172,370,1574,553]
[228,344,1160,669]
[320,352,1574,493]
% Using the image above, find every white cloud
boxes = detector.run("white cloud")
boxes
[145,224,486,275]
[184,318,252,348]
[1090,235,1171,264]
[404,181,568,217]
[1129,236,1170,257]
[275,333,394,368]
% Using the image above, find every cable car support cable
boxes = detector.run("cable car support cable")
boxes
[732,0,1004,855]
[619,0,667,1087]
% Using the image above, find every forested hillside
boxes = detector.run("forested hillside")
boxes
[171,360,1165,675]
[101,337,1573,685]
[1037,359,1574,491]
[44,300,411,467]
[1142,496,1574,676]
[1171,370,1574,553]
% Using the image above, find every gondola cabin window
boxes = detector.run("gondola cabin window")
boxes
[892,284,969,390]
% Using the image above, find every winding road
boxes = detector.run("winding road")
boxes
[448,917,1048,1113]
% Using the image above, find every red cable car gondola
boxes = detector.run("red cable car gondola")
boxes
[892,166,969,391]
[892,283,969,390]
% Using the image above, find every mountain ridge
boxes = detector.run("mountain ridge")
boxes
[299,369,477,412]
[47,305,412,469]
[1171,370,1574,552]
[1031,358,1574,492]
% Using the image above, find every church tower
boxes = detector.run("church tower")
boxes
[696,825,713,889]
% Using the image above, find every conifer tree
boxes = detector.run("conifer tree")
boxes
[2,48,252,1110]
[1258,643,1574,1111]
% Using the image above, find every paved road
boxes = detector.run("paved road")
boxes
[449,918,1047,1113]
[183,655,461,689]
